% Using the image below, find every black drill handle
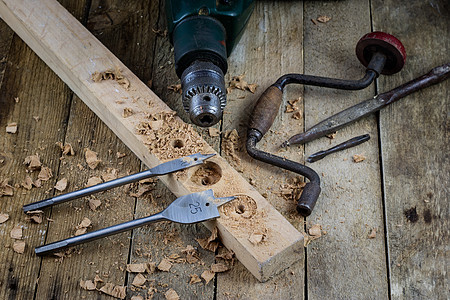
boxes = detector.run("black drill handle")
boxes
[248,85,283,139]
[379,63,450,105]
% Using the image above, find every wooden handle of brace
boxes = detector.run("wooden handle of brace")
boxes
[248,85,283,138]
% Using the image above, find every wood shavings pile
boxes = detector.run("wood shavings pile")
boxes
[75,217,92,236]
[221,129,241,166]
[91,66,130,90]
[352,154,366,163]
[56,141,75,155]
[280,176,306,202]
[0,178,14,196]
[135,112,205,161]
[85,148,101,169]
[196,227,220,252]
[228,75,258,93]
[6,122,17,133]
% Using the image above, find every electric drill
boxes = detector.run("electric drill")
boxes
[166,0,255,127]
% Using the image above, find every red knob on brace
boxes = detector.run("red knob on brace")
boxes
[356,31,406,75]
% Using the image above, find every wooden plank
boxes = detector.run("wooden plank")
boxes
[372,0,449,298]
[0,0,304,281]
[0,20,74,300]
[217,2,307,298]
[303,1,389,298]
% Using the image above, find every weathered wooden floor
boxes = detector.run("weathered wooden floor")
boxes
[0,0,448,299]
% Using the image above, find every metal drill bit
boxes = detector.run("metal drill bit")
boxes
[34,189,234,256]
[307,134,370,163]
[23,153,216,212]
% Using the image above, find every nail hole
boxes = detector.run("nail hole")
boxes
[172,139,184,148]
[236,204,245,214]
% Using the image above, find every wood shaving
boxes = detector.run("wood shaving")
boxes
[56,142,75,155]
[196,227,220,252]
[14,97,19,103]
[326,132,337,139]
[248,232,265,245]
[280,177,306,202]
[54,178,68,191]
[309,224,322,237]
[368,228,377,239]
[80,280,96,290]
[132,274,146,287]
[26,210,44,224]
[88,198,102,211]
[211,263,230,273]
[99,282,126,299]
[123,107,134,118]
[222,129,241,165]
[10,225,23,239]
[86,176,103,187]
[201,270,215,284]
[157,258,172,272]
[181,245,200,264]
[164,289,179,300]
[94,275,104,286]
[0,178,14,196]
[0,213,9,223]
[34,179,42,188]
[22,175,33,190]
[85,148,101,169]
[228,75,258,93]
[352,154,366,163]
[131,296,144,300]
[92,66,130,90]
[127,263,147,273]
[285,97,301,113]
[38,167,53,181]
[292,111,302,119]
[116,152,126,159]
[6,122,17,133]
[167,84,182,94]
[216,249,234,261]
[317,15,332,23]
[130,184,153,198]
[101,168,119,182]
[24,154,41,171]
[189,274,202,284]
[152,28,168,37]
[75,217,92,236]
[208,127,220,137]
[13,241,25,254]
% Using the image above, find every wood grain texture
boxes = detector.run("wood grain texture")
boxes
[217,2,306,299]
[372,0,449,298]
[0,0,304,282]
[303,1,389,298]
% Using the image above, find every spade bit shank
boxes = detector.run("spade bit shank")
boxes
[35,190,234,256]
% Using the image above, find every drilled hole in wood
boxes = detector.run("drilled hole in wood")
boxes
[221,195,257,219]
[172,139,185,148]
[236,204,245,214]
[190,161,222,186]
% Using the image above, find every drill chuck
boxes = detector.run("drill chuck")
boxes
[181,61,226,127]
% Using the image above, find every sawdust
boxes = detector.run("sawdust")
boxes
[54,178,68,191]
[75,217,92,236]
[228,75,258,93]
[24,154,41,171]
[248,232,265,245]
[208,127,220,137]
[352,154,366,163]
[13,241,25,254]
[6,122,17,133]
[86,176,103,187]
[85,148,101,169]
[123,107,134,118]
[368,228,377,239]
[132,274,147,287]
[201,270,215,284]
[80,280,96,290]
[317,15,332,23]
[157,258,172,272]
[88,197,102,211]
[164,288,179,300]
[280,177,306,202]
[285,97,301,113]
[222,129,241,166]
[10,225,22,239]
[211,263,230,273]
[99,282,126,299]
[56,142,75,155]
[189,274,202,284]
[0,213,9,223]
[38,167,53,181]
[26,210,44,224]
[0,178,14,196]
[22,175,33,190]
[92,66,130,90]
[167,84,182,94]
[196,227,220,252]
[135,112,206,161]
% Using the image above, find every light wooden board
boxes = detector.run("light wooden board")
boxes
[0,0,305,282]
[372,0,449,298]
